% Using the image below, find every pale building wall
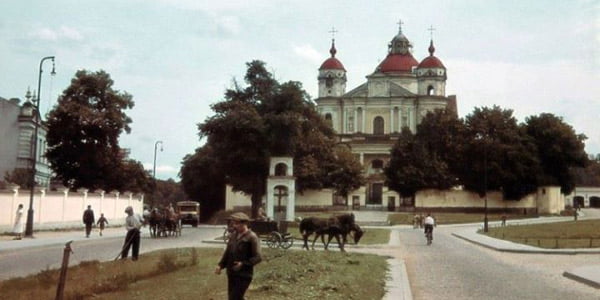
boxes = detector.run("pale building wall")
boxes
[415,189,536,209]
[0,186,143,230]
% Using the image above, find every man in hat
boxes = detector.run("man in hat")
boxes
[82,205,95,238]
[121,206,142,261]
[215,212,262,299]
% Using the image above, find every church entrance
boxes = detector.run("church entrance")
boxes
[368,183,383,205]
[273,186,288,220]
[574,196,585,208]
[590,196,600,208]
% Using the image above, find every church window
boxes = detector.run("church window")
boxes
[325,75,333,88]
[347,115,354,132]
[325,113,333,127]
[275,163,288,176]
[427,85,435,95]
[373,116,384,135]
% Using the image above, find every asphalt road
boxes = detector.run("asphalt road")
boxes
[0,226,224,281]
[396,226,599,300]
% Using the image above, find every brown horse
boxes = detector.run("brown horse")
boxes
[299,213,362,252]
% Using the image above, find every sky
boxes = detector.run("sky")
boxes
[1,0,598,180]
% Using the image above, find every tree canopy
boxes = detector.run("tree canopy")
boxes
[185,60,364,217]
[385,105,588,201]
[45,70,151,192]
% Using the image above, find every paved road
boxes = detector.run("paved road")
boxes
[395,226,599,300]
[0,226,224,281]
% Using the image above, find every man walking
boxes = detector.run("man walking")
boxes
[121,206,142,261]
[82,205,95,238]
[215,212,262,300]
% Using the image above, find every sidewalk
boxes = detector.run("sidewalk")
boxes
[452,218,600,290]
[0,227,127,252]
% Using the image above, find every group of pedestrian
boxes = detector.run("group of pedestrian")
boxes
[82,205,109,237]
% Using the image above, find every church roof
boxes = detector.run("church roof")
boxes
[389,82,415,96]
[342,82,415,97]
[343,83,368,97]
[319,39,346,71]
[418,40,445,69]
[377,53,419,73]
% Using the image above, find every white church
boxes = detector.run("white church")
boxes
[226,24,566,220]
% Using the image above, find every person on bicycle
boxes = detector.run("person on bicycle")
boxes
[424,213,435,240]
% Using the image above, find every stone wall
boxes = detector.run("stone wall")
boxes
[0,185,144,231]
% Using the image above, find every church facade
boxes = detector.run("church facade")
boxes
[315,24,457,208]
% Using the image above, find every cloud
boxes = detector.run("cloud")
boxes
[31,26,83,41]
[215,15,240,36]
[293,44,323,65]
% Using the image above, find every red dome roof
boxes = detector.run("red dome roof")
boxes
[377,53,419,73]
[320,57,345,70]
[418,56,445,68]
[418,39,445,69]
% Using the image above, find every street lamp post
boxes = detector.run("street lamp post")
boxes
[153,141,163,179]
[483,139,489,232]
[25,56,56,237]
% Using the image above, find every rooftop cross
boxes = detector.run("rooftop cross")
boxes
[329,26,338,40]
[397,19,404,33]
[428,25,436,40]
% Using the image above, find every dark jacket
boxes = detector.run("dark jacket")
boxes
[218,229,262,278]
[83,209,95,224]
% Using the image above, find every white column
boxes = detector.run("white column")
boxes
[286,187,295,221]
[354,109,358,133]
[362,108,366,133]
[390,108,394,133]
[266,182,274,219]
[360,152,364,165]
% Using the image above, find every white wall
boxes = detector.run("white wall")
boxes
[0,186,143,231]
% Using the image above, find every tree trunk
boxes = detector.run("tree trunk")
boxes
[250,194,261,219]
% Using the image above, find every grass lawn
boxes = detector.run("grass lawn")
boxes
[483,219,600,248]
[388,212,532,225]
[1,247,388,300]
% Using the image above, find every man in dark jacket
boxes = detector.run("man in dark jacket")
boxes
[215,212,262,300]
[82,205,95,238]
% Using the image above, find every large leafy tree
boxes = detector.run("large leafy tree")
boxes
[193,60,363,217]
[385,127,453,201]
[180,145,226,221]
[524,113,588,193]
[460,106,540,199]
[46,70,149,192]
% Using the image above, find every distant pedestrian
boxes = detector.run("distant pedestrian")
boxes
[413,214,419,229]
[419,213,424,228]
[83,205,95,238]
[501,213,507,226]
[121,206,142,261]
[12,204,24,240]
[215,212,262,300]
[574,209,578,221]
[97,213,109,236]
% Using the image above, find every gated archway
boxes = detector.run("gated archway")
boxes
[574,196,585,208]
[590,196,600,208]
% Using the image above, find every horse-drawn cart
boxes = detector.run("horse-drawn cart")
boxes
[223,219,294,249]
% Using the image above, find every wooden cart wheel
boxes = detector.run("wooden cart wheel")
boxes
[280,234,294,249]
[267,231,282,248]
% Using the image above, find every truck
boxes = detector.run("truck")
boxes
[176,201,200,227]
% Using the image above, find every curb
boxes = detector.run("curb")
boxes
[563,271,600,289]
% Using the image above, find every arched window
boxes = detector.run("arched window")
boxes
[325,113,333,127]
[373,116,384,135]
[275,163,288,176]
[325,74,333,88]
[427,85,435,96]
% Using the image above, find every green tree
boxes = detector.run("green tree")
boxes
[524,113,588,193]
[385,127,453,201]
[461,106,540,199]
[180,145,226,221]
[574,155,600,186]
[45,70,147,192]
[194,60,362,217]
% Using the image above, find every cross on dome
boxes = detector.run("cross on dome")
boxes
[329,26,338,40]
[428,25,436,40]
[397,19,404,33]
